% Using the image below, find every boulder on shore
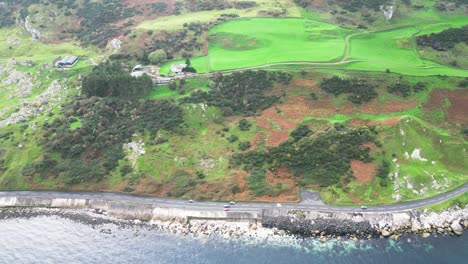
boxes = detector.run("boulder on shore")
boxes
[451,220,463,236]
[381,229,392,237]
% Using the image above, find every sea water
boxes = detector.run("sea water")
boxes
[0,214,466,264]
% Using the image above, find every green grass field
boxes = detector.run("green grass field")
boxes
[159,14,468,77]
[160,18,353,73]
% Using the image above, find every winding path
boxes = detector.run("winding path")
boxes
[0,183,466,214]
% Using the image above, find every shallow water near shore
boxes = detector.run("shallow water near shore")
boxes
[0,212,466,264]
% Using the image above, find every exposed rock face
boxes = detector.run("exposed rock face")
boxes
[123,139,146,168]
[381,1,396,21]
[7,37,21,47]
[200,158,215,169]
[1,64,35,98]
[0,80,67,127]
[107,38,122,52]
[24,16,41,40]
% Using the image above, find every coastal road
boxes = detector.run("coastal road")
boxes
[0,183,466,214]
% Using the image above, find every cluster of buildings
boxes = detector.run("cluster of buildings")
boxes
[131,65,171,85]
[52,56,189,86]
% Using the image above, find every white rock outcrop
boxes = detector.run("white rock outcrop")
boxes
[24,16,41,40]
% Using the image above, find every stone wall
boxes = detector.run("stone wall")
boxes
[0,196,466,238]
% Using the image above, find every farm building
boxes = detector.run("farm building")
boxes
[170,64,187,74]
[54,56,78,68]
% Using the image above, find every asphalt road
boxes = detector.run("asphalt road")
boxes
[0,183,466,213]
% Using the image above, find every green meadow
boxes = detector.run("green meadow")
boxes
[160,15,467,77]
[160,18,353,73]
[137,0,301,31]
[0,28,100,64]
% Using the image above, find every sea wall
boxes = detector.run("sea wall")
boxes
[0,196,260,223]
[262,208,468,239]
[0,196,466,238]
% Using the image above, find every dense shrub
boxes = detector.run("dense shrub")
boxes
[290,125,313,142]
[376,160,390,179]
[238,141,251,151]
[82,62,153,98]
[73,0,138,47]
[247,169,275,196]
[387,82,412,97]
[387,81,425,97]
[458,78,468,88]
[232,125,378,187]
[319,76,377,104]
[148,49,167,65]
[417,26,468,51]
[227,135,239,142]
[238,119,252,131]
[38,96,184,184]
[182,70,292,116]
[0,2,16,28]
[294,0,393,12]
[234,1,257,9]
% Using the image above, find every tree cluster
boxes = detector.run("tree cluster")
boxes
[184,0,257,11]
[238,119,252,131]
[82,62,153,98]
[66,0,138,47]
[417,26,468,51]
[148,49,167,65]
[319,76,377,104]
[376,159,390,186]
[387,81,426,97]
[182,70,292,116]
[0,2,17,28]
[232,124,378,187]
[294,0,393,12]
[146,29,205,61]
[29,97,184,184]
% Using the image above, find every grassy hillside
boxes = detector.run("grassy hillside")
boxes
[0,0,466,207]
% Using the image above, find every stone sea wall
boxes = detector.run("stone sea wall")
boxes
[262,208,467,239]
[0,196,466,239]
[0,196,260,223]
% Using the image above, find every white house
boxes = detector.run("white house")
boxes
[170,64,187,74]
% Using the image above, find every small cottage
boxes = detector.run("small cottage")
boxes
[54,56,78,68]
[170,64,187,74]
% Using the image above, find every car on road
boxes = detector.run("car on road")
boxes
[277,203,282,207]
[188,199,194,203]
[360,206,367,210]
[224,205,230,208]
[223,208,229,211]
[229,201,236,205]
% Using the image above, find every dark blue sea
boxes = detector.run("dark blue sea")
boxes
[0,213,466,264]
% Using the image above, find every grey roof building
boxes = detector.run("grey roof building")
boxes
[55,56,78,68]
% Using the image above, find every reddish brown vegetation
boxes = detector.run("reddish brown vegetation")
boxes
[350,160,376,183]
[251,105,297,147]
[424,89,468,125]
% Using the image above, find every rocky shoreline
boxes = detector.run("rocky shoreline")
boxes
[262,207,467,240]
[0,206,466,242]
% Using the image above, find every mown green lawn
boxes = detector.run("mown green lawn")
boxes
[159,14,468,77]
[346,26,468,76]
[160,18,352,74]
